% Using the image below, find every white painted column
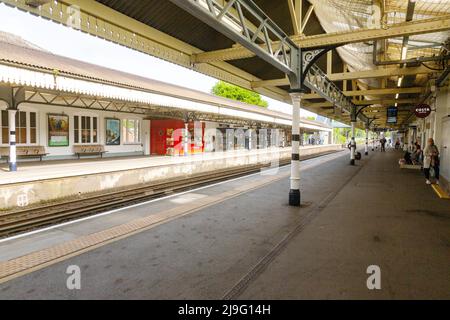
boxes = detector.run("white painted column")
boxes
[8,109,17,172]
[248,129,252,150]
[365,128,369,155]
[289,92,302,206]
[350,121,356,165]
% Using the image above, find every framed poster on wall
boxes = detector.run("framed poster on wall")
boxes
[105,118,121,145]
[48,114,69,147]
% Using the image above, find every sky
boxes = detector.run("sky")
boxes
[0,3,318,119]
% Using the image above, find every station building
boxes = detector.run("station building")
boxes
[0,32,332,162]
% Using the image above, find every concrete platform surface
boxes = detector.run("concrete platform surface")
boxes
[0,149,449,299]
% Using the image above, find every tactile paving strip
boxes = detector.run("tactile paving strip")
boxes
[0,172,290,284]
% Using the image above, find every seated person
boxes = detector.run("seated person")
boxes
[411,144,422,165]
[404,151,412,165]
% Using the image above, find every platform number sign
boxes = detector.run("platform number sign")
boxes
[414,104,432,118]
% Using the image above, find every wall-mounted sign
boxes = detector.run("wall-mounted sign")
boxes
[48,114,69,147]
[105,118,121,145]
[414,104,431,118]
[387,107,398,124]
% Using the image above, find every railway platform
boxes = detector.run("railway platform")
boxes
[0,145,341,210]
[0,149,448,299]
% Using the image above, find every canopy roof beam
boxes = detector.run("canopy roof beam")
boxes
[192,15,450,63]
[303,87,425,99]
[169,0,366,123]
[252,65,437,88]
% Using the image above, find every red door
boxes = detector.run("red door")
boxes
[150,121,166,155]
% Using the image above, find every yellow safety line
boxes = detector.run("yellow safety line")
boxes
[431,184,450,200]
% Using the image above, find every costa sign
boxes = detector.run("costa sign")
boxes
[414,104,431,118]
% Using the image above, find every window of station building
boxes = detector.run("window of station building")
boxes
[74,115,98,144]
[0,110,37,145]
[15,111,27,144]
[30,112,37,144]
[122,119,140,144]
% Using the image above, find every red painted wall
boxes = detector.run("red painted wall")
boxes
[150,119,184,155]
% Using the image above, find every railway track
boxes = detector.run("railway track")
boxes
[0,159,292,238]
[0,150,342,239]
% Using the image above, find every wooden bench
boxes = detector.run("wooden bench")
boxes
[0,146,48,162]
[400,163,422,170]
[73,145,107,159]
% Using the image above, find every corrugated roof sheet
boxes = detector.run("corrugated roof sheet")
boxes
[0,31,295,121]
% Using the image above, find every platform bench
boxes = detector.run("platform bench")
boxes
[0,146,48,162]
[400,163,422,170]
[74,145,107,159]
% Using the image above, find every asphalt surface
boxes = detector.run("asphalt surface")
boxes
[0,149,449,299]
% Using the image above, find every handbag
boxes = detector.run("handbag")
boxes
[432,146,440,166]
[430,166,436,178]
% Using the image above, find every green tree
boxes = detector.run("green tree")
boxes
[333,127,367,145]
[212,81,268,108]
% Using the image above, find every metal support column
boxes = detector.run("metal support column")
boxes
[372,132,375,151]
[350,107,357,165]
[365,127,369,156]
[1,85,24,172]
[289,92,302,206]
[8,109,17,172]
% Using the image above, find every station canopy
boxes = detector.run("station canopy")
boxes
[3,0,450,130]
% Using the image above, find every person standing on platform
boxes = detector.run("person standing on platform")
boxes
[380,137,386,152]
[423,138,440,185]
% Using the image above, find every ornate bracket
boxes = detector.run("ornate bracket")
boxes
[301,47,335,82]
[356,105,370,118]
[368,117,377,128]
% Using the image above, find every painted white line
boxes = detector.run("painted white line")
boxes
[0,151,345,244]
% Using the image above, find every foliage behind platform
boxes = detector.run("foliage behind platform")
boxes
[212,81,269,108]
